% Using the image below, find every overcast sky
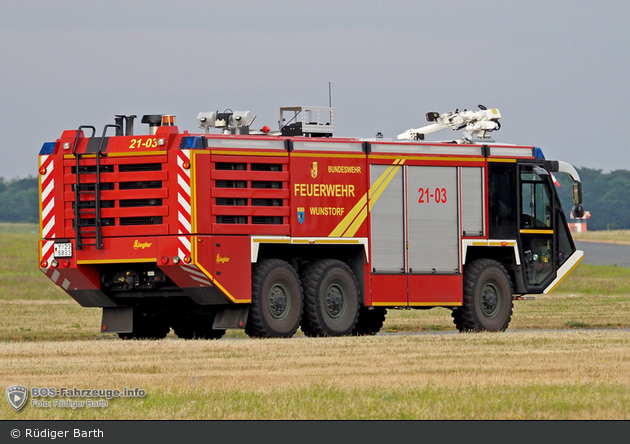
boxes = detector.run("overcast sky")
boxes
[1,1,628,179]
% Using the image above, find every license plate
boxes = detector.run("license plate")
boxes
[54,243,73,258]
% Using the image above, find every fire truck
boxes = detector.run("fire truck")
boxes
[38,105,585,339]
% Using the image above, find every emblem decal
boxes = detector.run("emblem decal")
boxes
[6,385,28,411]
[297,207,305,224]
[310,162,318,179]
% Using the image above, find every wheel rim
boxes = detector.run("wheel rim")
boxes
[325,283,346,319]
[268,283,290,320]
[480,281,501,318]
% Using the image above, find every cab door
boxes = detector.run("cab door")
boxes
[518,165,556,291]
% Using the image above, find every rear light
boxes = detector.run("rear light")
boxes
[182,161,191,169]
[61,259,70,268]
[40,260,48,268]
[39,166,47,175]
[161,256,169,265]
[183,255,191,264]
[50,259,59,268]
[172,256,180,264]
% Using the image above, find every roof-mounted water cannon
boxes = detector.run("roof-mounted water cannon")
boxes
[398,105,501,144]
[197,109,256,135]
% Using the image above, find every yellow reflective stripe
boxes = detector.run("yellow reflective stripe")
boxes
[487,158,517,163]
[408,302,463,307]
[63,151,166,159]
[191,152,198,233]
[329,159,405,237]
[329,193,368,237]
[252,238,291,243]
[193,236,248,303]
[291,153,364,159]
[210,150,287,157]
[371,302,407,306]
[520,229,554,234]
[368,161,404,212]
[77,258,156,264]
[343,205,369,238]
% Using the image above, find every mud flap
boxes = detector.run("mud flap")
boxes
[213,306,249,329]
[101,307,133,334]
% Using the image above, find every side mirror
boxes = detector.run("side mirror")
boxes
[572,182,583,205]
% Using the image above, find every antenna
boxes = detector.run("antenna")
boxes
[328,82,332,108]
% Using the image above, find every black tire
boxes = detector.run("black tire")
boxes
[352,306,387,336]
[245,259,303,338]
[301,259,360,337]
[172,313,225,340]
[452,258,514,332]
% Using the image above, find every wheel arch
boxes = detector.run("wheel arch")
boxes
[463,245,525,294]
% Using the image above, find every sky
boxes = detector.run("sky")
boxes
[1,0,629,179]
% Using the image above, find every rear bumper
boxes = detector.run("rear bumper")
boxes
[39,235,252,307]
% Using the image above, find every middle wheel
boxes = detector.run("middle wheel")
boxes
[301,259,360,337]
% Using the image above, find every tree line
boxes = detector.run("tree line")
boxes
[556,167,630,231]
[0,176,39,224]
[0,168,628,230]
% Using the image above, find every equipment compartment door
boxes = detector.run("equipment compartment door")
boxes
[406,166,460,274]
[369,164,405,273]
[461,167,484,237]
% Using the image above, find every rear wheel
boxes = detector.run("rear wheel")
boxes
[245,259,303,338]
[301,259,360,337]
[352,306,387,336]
[452,258,513,332]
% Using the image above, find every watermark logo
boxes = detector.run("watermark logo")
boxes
[6,385,28,412]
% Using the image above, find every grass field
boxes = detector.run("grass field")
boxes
[1,224,629,419]
[572,229,630,245]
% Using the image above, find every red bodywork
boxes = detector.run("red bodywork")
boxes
[38,123,537,310]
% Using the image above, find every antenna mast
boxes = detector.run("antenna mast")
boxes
[328,82,332,108]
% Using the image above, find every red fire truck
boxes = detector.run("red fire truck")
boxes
[38,105,585,339]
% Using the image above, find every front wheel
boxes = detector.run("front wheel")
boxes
[452,258,513,332]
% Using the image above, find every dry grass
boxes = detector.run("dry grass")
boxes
[2,223,630,419]
[572,229,630,245]
[2,330,630,420]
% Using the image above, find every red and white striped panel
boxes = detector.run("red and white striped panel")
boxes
[40,155,56,240]
[182,263,213,287]
[40,155,56,270]
[177,150,192,235]
[40,240,55,271]
[176,152,211,287]
[177,235,212,287]
[42,268,78,291]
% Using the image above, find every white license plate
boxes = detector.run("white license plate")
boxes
[53,243,73,258]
